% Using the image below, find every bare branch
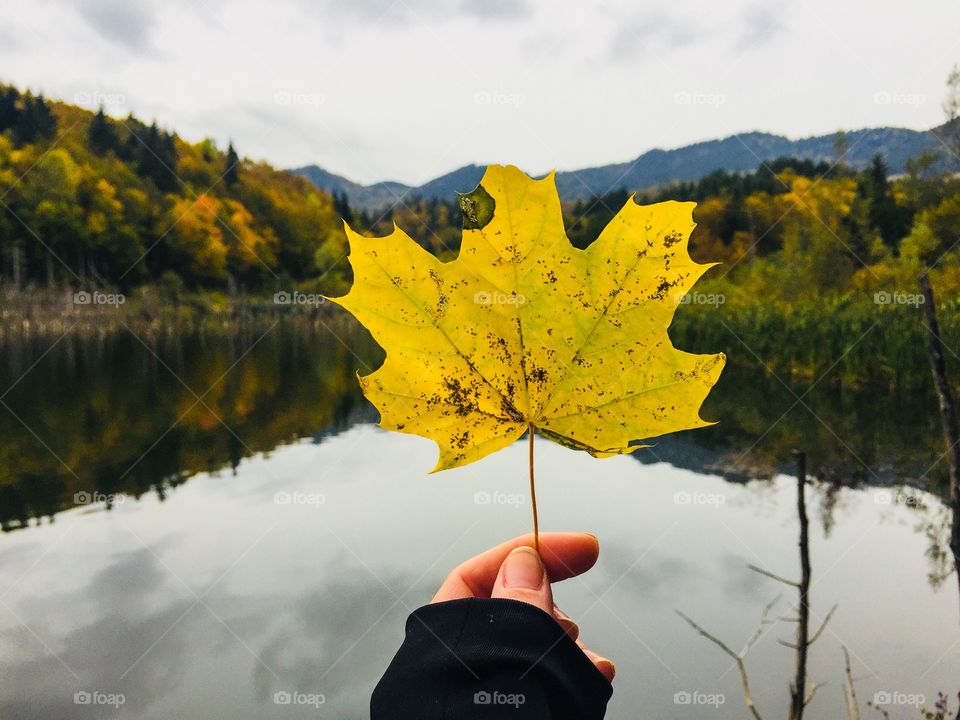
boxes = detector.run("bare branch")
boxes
[747,563,800,587]
[676,610,765,720]
[805,681,827,707]
[777,603,836,650]
[807,605,838,646]
[676,610,741,662]
[743,594,782,654]
[842,646,862,720]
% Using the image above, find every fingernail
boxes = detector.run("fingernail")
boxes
[555,615,579,640]
[503,547,545,589]
[581,647,616,678]
[596,658,616,679]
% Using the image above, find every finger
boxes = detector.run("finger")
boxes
[553,604,579,641]
[490,546,553,614]
[432,532,599,603]
[576,638,616,682]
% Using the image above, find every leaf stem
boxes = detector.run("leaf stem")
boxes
[528,424,539,553]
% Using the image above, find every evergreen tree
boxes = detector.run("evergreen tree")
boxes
[35,95,56,138]
[224,142,240,186]
[134,121,179,192]
[88,107,118,154]
[13,94,58,144]
[0,87,19,132]
[13,94,39,144]
[861,154,910,248]
[332,190,351,219]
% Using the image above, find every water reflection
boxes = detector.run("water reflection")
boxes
[1,321,960,718]
[1,430,958,719]
[0,320,953,530]
[0,320,380,529]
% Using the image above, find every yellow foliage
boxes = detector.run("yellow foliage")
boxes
[167,194,228,284]
[330,165,725,471]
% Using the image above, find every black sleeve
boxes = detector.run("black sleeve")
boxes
[371,597,612,720]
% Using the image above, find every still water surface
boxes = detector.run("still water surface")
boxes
[0,320,958,718]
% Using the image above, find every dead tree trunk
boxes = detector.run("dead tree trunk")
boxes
[918,273,960,617]
[789,450,810,720]
[679,448,835,719]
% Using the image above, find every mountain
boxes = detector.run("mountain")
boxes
[551,128,943,200]
[294,125,954,210]
[291,163,488,213]
[292,165,412,210]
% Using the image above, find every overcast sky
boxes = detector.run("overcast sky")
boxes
[2,0,958,185]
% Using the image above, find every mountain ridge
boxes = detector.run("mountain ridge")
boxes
[293,125,955,210]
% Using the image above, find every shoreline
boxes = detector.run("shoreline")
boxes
[0,288,346,339]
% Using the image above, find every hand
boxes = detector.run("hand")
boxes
[432,532,615,682]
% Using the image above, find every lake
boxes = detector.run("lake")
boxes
[1,318,958,719]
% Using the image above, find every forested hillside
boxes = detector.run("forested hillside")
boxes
[338,150,960,388]
[6,84,960,389]
[0,84,349,296]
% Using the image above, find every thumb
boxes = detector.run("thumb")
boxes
[490,546,553,614]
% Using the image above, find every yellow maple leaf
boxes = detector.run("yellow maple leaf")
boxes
[329,165,725,473]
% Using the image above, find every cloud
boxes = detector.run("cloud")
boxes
[736,4,786,50]
[459,0,530,20]
[75,0,157,52]
[606,11,698,62]
[312,0,530,22]
[0,28,20,53]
